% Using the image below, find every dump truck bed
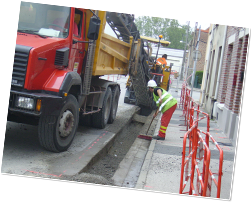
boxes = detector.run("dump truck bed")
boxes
[92,33,132,76]
[90,11,132,76]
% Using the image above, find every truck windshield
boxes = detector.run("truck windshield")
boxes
[18,2,71,38]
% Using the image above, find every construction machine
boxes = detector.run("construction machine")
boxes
[8,2,170,152]
[123,35,172,105]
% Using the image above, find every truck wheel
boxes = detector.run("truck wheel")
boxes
[92,87,112,129]
[108,86,120,123]
[38,95,79,152]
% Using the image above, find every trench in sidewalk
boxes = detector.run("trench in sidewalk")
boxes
[81,113,151,186]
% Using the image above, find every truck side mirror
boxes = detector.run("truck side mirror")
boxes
[87,16,101,40]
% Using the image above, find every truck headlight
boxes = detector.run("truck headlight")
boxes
[15,96,35,110]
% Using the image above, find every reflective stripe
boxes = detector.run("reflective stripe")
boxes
[159,96,173,111]
[159,129,166,133]
[160,125,167,130]
[156,92,169,104]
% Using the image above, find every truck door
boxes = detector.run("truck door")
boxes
[71,8,85,74]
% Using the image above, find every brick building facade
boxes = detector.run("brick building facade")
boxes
[218,27,248,114]
[187,27,209,72]
[196,29,209,71]
[216,27,249,145]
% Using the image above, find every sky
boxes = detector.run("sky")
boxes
[135,0,210,29]
[105,0,210,37]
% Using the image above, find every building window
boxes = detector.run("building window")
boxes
[212,46,222,97]
[206,50,215,94]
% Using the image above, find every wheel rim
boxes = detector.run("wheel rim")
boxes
[59,110,75,138]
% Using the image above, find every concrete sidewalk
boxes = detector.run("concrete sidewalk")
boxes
[135,85,236,200]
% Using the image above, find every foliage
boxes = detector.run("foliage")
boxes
[195,71,203,84]
[135,16,193,50]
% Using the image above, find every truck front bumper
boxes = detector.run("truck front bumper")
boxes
[8,90,64,124]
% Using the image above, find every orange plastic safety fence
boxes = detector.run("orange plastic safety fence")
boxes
[179,82,224,198]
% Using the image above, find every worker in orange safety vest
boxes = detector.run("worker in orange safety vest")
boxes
[153,54,168,84]
[157,54,167,67]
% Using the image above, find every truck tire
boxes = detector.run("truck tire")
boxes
[108,86,120,123]
[92,87,112,129]
[38,95,79,152]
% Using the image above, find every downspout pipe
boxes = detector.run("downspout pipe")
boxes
[215,25,227,99]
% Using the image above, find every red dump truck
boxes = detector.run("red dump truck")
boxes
[8,2,170,152]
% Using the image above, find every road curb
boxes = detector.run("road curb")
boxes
[111,110,159,187]
[135,114,161,189]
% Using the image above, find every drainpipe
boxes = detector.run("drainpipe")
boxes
[214,25,227,99]
[201,24,214,106]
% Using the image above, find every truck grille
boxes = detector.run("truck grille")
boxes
[12,45,31,88]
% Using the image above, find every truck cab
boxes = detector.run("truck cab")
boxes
[7,2,154,153]
[8,2,102,152]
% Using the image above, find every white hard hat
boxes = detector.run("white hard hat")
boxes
[147,80,157,87]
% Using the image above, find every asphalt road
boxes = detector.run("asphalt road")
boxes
[1,75,134,179]
[1,75,202,181]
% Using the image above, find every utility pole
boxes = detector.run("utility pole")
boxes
[180,21,190,81]
[191,25,201,98]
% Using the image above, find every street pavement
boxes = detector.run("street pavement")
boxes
[134,79,236,199]
[1,74,137,179]
[2,77,240,200]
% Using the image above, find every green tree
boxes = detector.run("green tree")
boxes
[135,16,192,50]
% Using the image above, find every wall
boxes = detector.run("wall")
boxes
[200,25,249,146]
[196,29,209,71]
[203,25,227,114]
[216,27,249,144]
